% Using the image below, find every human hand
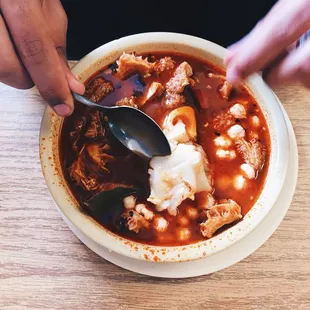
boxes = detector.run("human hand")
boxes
[225,0,310,88]
[0,0,85,116]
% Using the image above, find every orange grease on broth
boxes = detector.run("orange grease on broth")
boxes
[60,52,270,246]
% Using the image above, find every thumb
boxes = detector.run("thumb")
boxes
[57,46,85,96]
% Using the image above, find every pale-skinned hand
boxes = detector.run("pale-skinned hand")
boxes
[225,0,310,88]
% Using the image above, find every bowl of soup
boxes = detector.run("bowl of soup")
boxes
[40,32,289,262]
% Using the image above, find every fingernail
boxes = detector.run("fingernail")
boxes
[67,74,85,95]
[74,80,85,95]
[54,104,72,116]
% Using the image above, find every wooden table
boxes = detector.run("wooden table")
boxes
[1,74,310,309]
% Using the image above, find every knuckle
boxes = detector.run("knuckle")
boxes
[19,36,48,65]
[4,0,32,21]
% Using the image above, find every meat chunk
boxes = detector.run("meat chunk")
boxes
[116,82,164,108]
[208,73,233,101]
[86,143,115,173]
[69,117,86,152]
[153,57,175,74]
[79,177,100,192]
[200,199,242,238]
[69,150,100,191]
[116,96,138,108]
[164,93,186,109]
[219,81,233,101]
[145,82,164,100]
[135,204,154,221]
[115,82,164,109]
[164,62,195,108]
[85,111,104,138]
[85,122,99,138]
[212,111,235,131]
[166,62,195,93]
[236,138,266,171]
[121,210,150,233]
[69,155,85,185]
[139,82,164,106]
[116,53,154,79]
[84,77,114,103]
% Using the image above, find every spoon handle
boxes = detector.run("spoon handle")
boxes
[72,92,108,110]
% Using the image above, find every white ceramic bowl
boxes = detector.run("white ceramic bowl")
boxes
[40,32,290,263]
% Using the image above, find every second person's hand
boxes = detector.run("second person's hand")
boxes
[0,0,85,116]
[224,0,310,88]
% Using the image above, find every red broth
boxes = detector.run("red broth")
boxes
[60,52,270,246]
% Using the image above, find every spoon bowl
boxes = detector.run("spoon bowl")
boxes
[72,93,171,160]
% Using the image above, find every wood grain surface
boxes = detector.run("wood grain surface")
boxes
[1,66,310,309]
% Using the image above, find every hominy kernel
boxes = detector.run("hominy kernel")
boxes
[227,125,245,139]
[123,195,136,209]
[251,115,260,127]
[153,216,169,232]
[240,164,255,179]
[177,216,190,227]
[177,227,191,241]
[215,175,231,190]
[186,206,199,220]
[230,104,247,119]
[136,204,154,220]
[214,136,232,148]
[216,149,236,160]
[233,175,247,190]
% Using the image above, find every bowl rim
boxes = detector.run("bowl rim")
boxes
[40,32,290,263]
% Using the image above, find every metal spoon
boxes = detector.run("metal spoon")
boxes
[72,93,171,160]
